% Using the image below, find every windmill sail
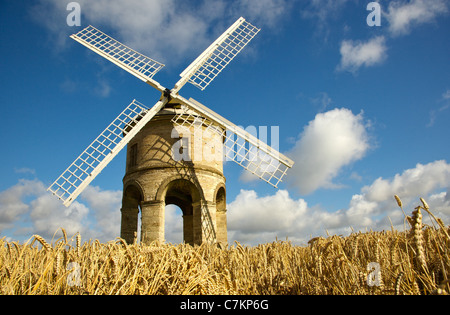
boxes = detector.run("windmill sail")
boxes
[48,99,167,207]
[174,17,260,92]
[71,26,165,91]
[170,95,294,188]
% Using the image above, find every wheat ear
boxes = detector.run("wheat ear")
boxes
[76,233,81,257]
[420,198,450,241]
[33,235,51,251]
[410,207,427,272]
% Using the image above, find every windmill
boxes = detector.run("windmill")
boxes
[48,17,295,245]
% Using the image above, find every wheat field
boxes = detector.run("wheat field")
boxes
[1,197,449,295]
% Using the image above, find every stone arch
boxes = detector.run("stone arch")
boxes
[155,175,203,204]
[138,175,208,246]
[162,178,202,245]
[123,179,145,200]
[214,183,226,208]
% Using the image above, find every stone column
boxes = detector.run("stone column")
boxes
[120,207,139,244]
[140,200,165,245]
[216,208,227,245]
[192,201,217,245]
[183,213,193,246]
[120,192,140,244]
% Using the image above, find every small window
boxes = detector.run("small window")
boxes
[129,144,138,168]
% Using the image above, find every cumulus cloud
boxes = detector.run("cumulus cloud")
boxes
[337,36,388,73]
[0,179,46,232]
[236,0,293,28]
[2,160,450,246]
[386,0,449,36]
[347,160,450,231]
[362,160,450,203]
[29,194,90,240]
[79,186,122,241]
[286,108,371,195]
[0,179,90,239]
[226,189,383,246]
[227,189,309,244]
[228,160,450,246]
[32,0,290,63]
[332,0,447,72]
[301,0,352,38]
[0,178,122,242]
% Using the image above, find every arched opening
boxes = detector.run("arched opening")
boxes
[164,204,183,244]
[164,179,201,246]
[216,187,226,213]
[120,184,143,244]
[215,186,227,244]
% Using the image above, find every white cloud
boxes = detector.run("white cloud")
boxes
[235,0,292,28]
[79,186,122,241]
[386,0,449,36]
[301,0,352,37]
[77,0,205,62]
[286,108,371,195]
[228,160,450,246]
[226,188,385,246]
[311,92,333,112]
[0,178,122,242]
[428,190,450,217]
[29,194,90,240]
[338,36,388,73]
[333,0,447,73]
[344,160,450,228]
[0,179,46,232]
[33,0,290,64]
[362,160,450,203]
[2,160,450,246]
[94,80,112,98]
[347,160,450,230]
[427,89,450,127]
[443,89,450,100]
[239,170,260,184]
[227,189,309,244]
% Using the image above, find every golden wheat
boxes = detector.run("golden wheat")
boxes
[1,198,449,295]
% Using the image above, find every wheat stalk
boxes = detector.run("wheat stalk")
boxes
[420,198,450,241]
[1,201,448,296]
[33,235,51,251]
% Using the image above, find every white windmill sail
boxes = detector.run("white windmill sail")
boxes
[49,17,294,208]
[173,17,260,93]
[170,95,294,188]
[48,98,168,207]
[70,25,166,92]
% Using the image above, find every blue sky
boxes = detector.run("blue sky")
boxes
[1,0,449,245]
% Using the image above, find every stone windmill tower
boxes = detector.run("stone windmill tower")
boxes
[120,104,227,245]
[48,18,294,245]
